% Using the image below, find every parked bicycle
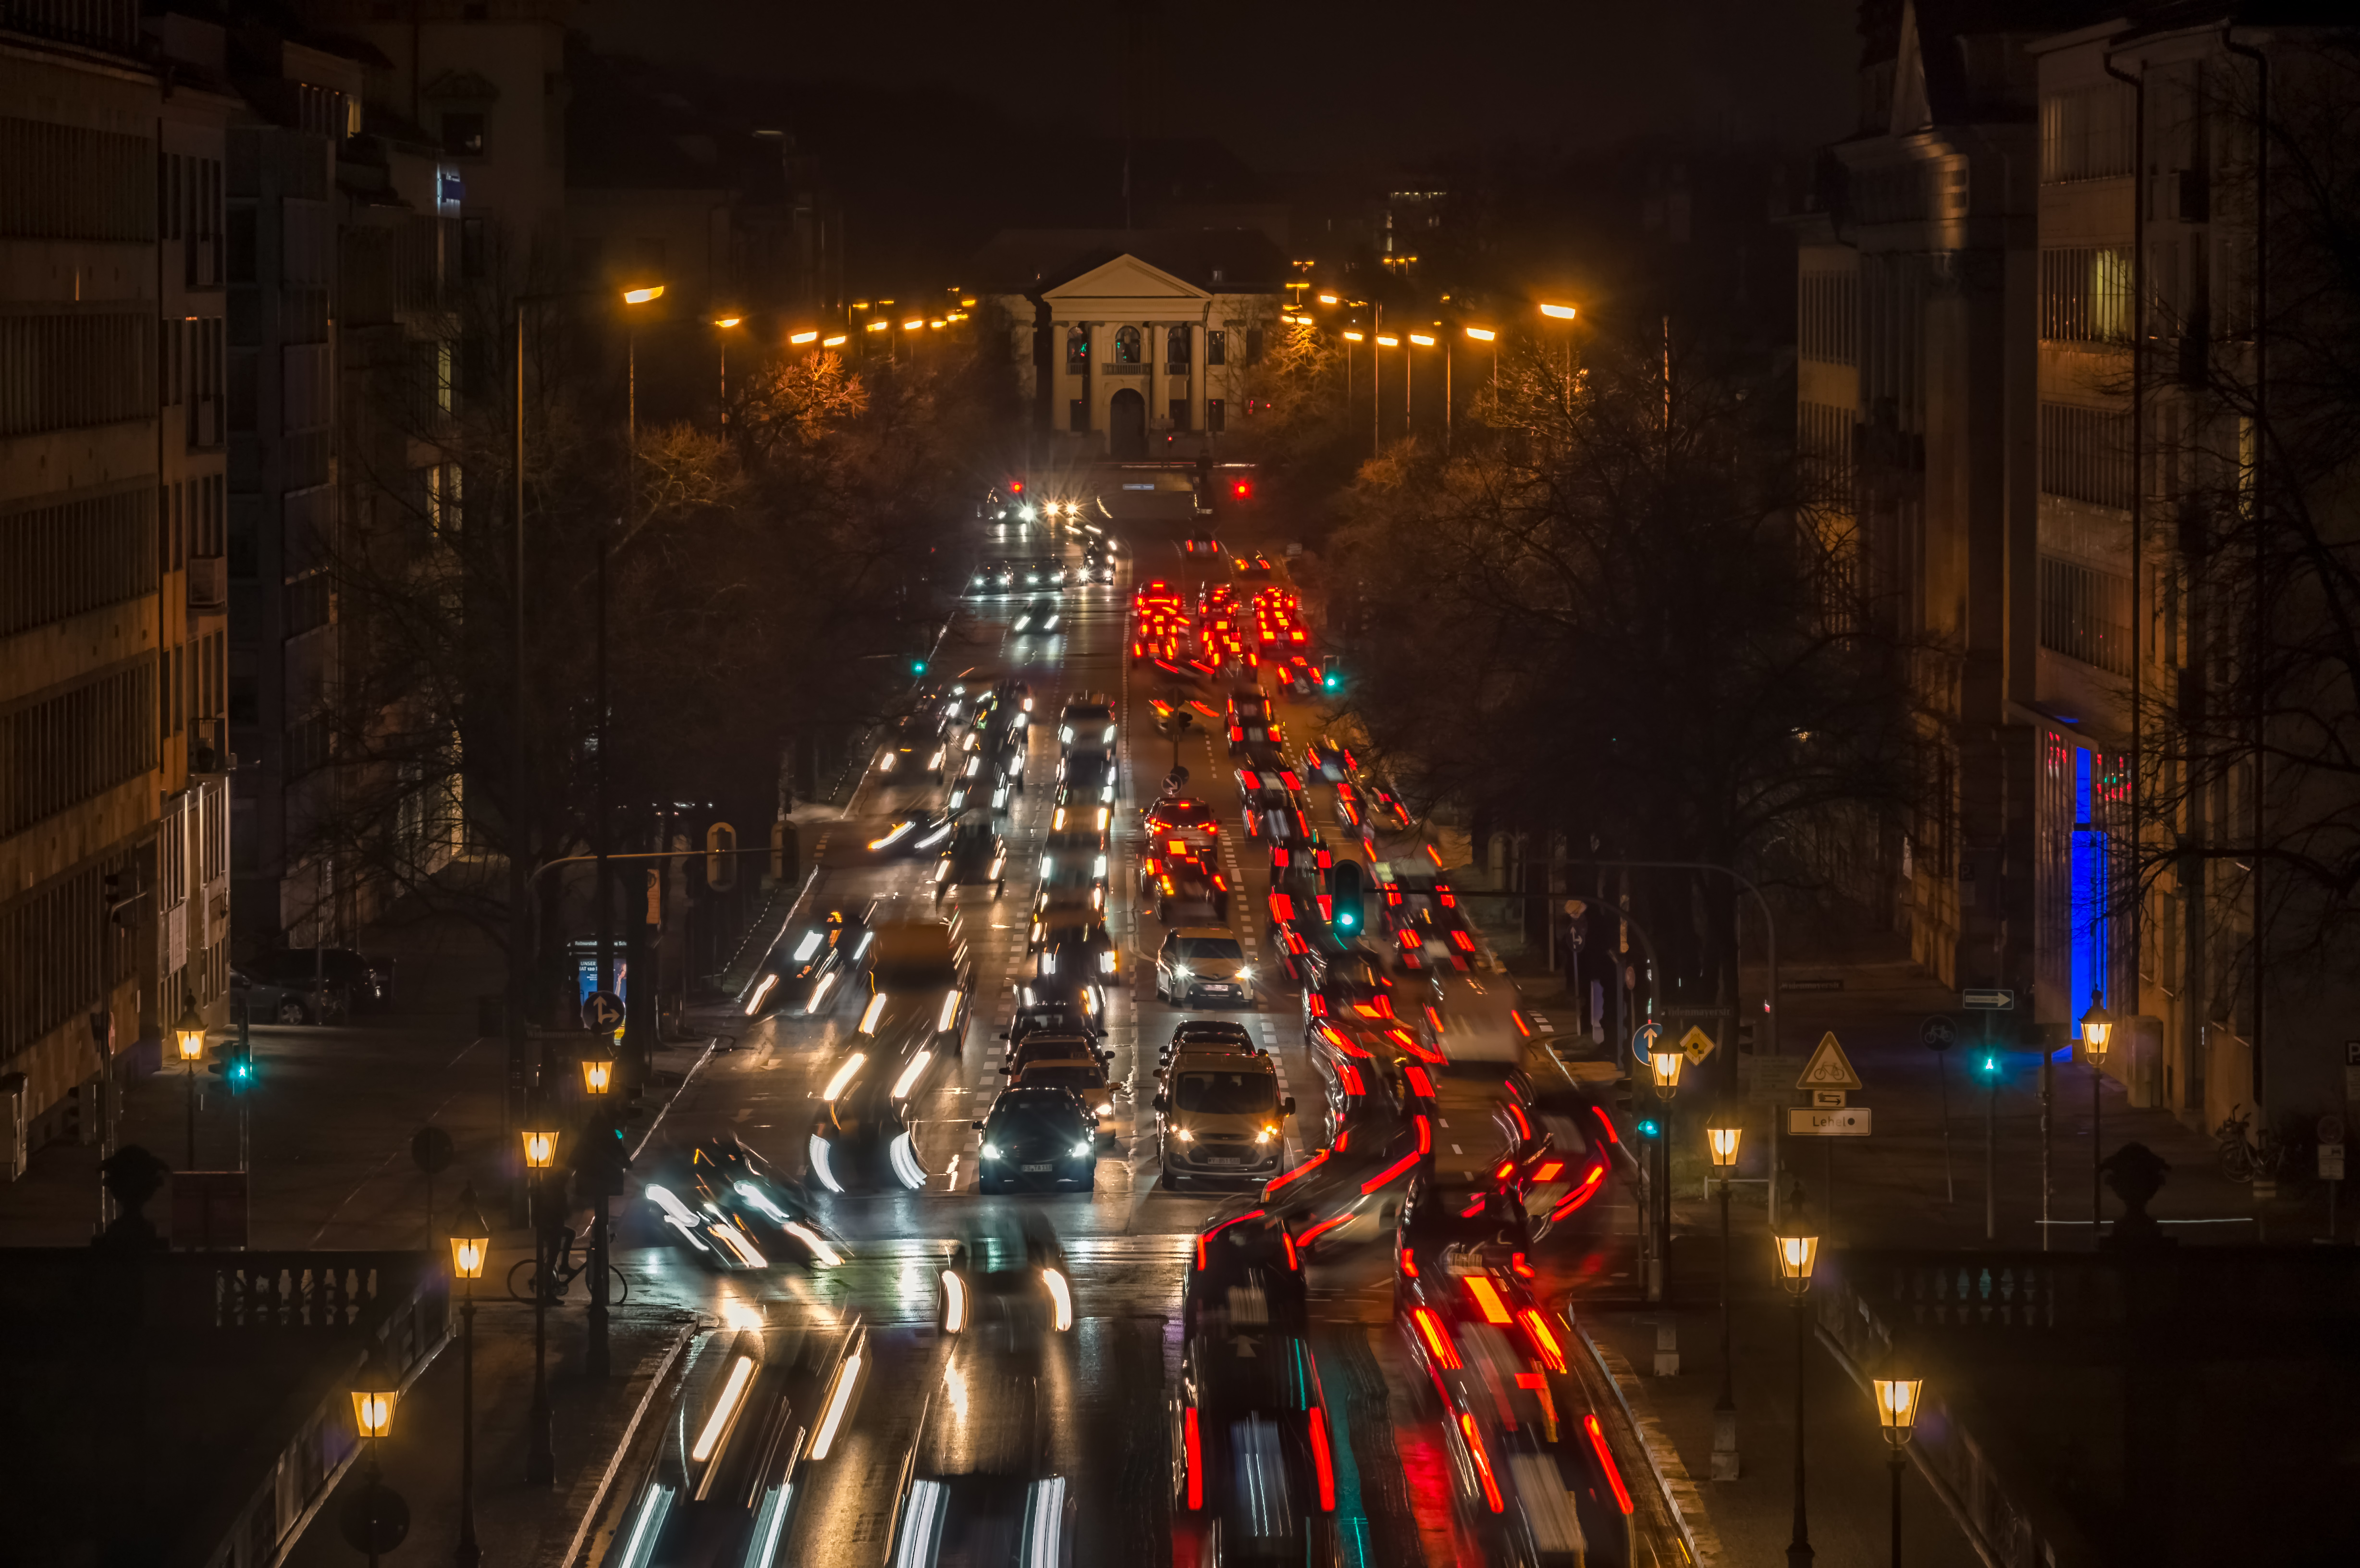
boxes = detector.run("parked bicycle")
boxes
[506,1223,630,1305]
[2216,1104,2260,1183]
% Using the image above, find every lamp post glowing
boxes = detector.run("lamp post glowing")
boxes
[608,284,665,1013]
[1538,301,1579,320]
[448,1186,491,1567]
[1707,1109,1744,1478]
[174,998,205,1171]
[712,315,742,424]
[520,1115,559,1485]
[349,1367,400,1568]
[1774,1205,1821,1568]
[1872,1366,1924,1568]
[581,1038,615,1380]
[1538,300,1579,387]
[2080,991,2113,1241]
[1645,1043,1683,1300]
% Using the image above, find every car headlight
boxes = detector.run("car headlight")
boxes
[1235,967,1254,983]
[981,1142,1000,1160]
[1095,1101,1113,1115]
[1256,1125,1278,1144]
[1071,1140,1093,1158]
[1172,964,1192,979]
[1171,1127,1193,1142]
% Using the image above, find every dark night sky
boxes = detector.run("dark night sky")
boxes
[571,0,1864,173]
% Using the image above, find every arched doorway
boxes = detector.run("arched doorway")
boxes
[1108,388,1147,458]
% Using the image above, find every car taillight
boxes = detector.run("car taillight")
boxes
[1308,1408,1335,1510]
[1183,1404,1204,1511]
[1412,1307,1462,1370]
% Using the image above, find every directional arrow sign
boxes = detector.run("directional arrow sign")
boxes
[1961,988,2015,1011]
[1678,1025,1718,1066]
[581,990,624,1034]
[1632,1020,1662,1064]
[1795,1031,1863,1092]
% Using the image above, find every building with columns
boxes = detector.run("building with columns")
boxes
[974,229,1286,459]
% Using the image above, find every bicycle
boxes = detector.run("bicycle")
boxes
[506,1223,631,1305]
[2216,1104,2259,1183]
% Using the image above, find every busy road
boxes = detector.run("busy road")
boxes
[578,478,1672,1568]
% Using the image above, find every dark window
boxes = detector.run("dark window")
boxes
[1069,398,1087,433]
[1207,398,1226,433]
[441,112,486,158]
[225,206,256,283]
[1166,326,1190,363]
[1206,330,1226,366]
[1245,328,1263,364]
[1066,326,1089,368]
[459,217,487,279]
[1114,325,1141,364]
[1169,399,1189,430]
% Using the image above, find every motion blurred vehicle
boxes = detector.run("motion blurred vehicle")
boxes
[1004,1029,1108,1078]
[1304,736,1356,783]
[974,1086,1099,1193]
[1230,549,1276,578]
[971,559,1018,593]
[1080,547,1116,585]
[865,808,955,858]
[750,904,873,1017]
[639,1139,846,1272]
[1012,596,1061,635]
[1015,559,1064,593]
[934,1222,1078,1336]
[1179,532,1224,557]
[1169,1213,1337,1565]
[859,918,974,1045]
[1057,745,1116,803]
[603,1320,865,1568]
[1155,1048,1292,1189]
[1372,859,1486,968]
[1155,927,1251,1004]
[1031,909,1115,987]
[1056,693,1114,754]
[1030,849,1108,932]
[1004,998,1104,1049]
[933,819,1008,902]
[876,710,947,784]
[1047,784,1113,849]
[1301,944,1398,1028]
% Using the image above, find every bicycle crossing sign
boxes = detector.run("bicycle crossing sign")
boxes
[1795,1031,1863,1092]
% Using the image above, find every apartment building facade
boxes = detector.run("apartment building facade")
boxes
[0,0,234,1172]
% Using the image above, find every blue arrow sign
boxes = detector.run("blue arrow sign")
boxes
[1632,1020,1662,1064]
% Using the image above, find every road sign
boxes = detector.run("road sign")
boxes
[1795,1031,1863,1092]
[1678,1025,1717,1066]
[582,990,624,1034]
[1811,1089,1848,1108]
[1632,1020,1662,1064]
[1787,1106,1872,1137]
[2323,1143,2347,1181]
[1961,988,2015,1010]
[1921,1015,1957,1052]
[410,1125,454,1176]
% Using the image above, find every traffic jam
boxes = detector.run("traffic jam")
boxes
[594,472,1656,1568]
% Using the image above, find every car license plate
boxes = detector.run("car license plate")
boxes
[1204,1156,1241,1166]
[1022,1163,1053,1173]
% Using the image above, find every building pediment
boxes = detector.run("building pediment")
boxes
[1042,254,1210,306]
[422,68,500,104]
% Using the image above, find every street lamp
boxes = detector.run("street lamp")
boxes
[2080,991,2113,1241]
[1646,1046,1683,1301]
[174,998,205,1171]
[1872,1365,1924,1568]
[519,1115,560,1485]
[1707,1108,1744,1478]
[348,1364,401,1568]
[711,315,742,424]
[1538,301,1579,320]
[580,1037,616,1379]
[1774,1205,1821,1568]
[447,1186,491,1567]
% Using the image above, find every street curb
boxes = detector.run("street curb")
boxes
[1572,1314,1726,1568]
[549,1324,697,1568]
[1816,1322,2004,1568]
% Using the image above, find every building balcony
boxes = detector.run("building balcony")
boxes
[1164,362,1192,376]
[187,555,228,610]
[1103,361,1146,375]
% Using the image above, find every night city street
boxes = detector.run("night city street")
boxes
[7,1,2360,1566]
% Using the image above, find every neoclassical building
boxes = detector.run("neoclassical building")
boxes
[976,229,1286,458]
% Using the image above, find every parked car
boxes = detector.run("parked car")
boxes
[230,965,345,1026]
[244,945,395,1009]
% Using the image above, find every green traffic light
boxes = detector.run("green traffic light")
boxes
[1637,1119,1660,1138]
[1322,673,1340,689]
[910,660,928,675]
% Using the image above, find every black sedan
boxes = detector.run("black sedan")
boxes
[973,1088,1098,1193]
[934,821,1008,901]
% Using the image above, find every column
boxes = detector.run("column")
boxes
[1146,320,1162,437]
[1189,320,1208,436]
[1086,320,1106,443]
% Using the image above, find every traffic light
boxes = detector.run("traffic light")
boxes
[102,869,132,926]
[578,1122,632,1197]
[769,819,789,880]
[910,659,928,676]
[1328,861,1366,932]
[1321,655,1341,692]
[1231,478,1251,500]
[706,821,738,890]
[208,1039,253,1093]
[1636,1117,1661,1139]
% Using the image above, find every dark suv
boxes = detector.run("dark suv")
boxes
[235,946,393,1022]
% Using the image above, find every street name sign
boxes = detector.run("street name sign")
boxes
[1961,988,2015,1010]
[1795,1031,1863,1092]
[1788,1106,1872,1137]
[1678,1025,1718,1066]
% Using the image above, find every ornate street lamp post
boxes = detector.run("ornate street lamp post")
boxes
[580,1036,616,1378]
[2079,991,2114,1242]
[447,1188,492,1566]
[1774,1204,1822,1568]
[519,1115,561,1484]
[1707,1108,1744,1479]
[1872,1364,1925,1568]
[174,999,206,1170]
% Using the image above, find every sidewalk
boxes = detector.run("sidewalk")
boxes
[283,1296,698,1568]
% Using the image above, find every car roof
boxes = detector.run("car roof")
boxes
[1168,926,1239,941]
[1169,1049,1276,1075]
[1174,1020,1252,1039]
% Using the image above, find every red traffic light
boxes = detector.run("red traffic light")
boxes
[1010,479,1025,493]
[1232,479,1250,498]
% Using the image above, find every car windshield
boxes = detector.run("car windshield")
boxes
[1156,800,1213,822]
[988,1096,1083,1143]
[1063,702,1112,722]
[1175,1071,1279,1115]
[1064,753,1110,785]
[1170,936,1243,962]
